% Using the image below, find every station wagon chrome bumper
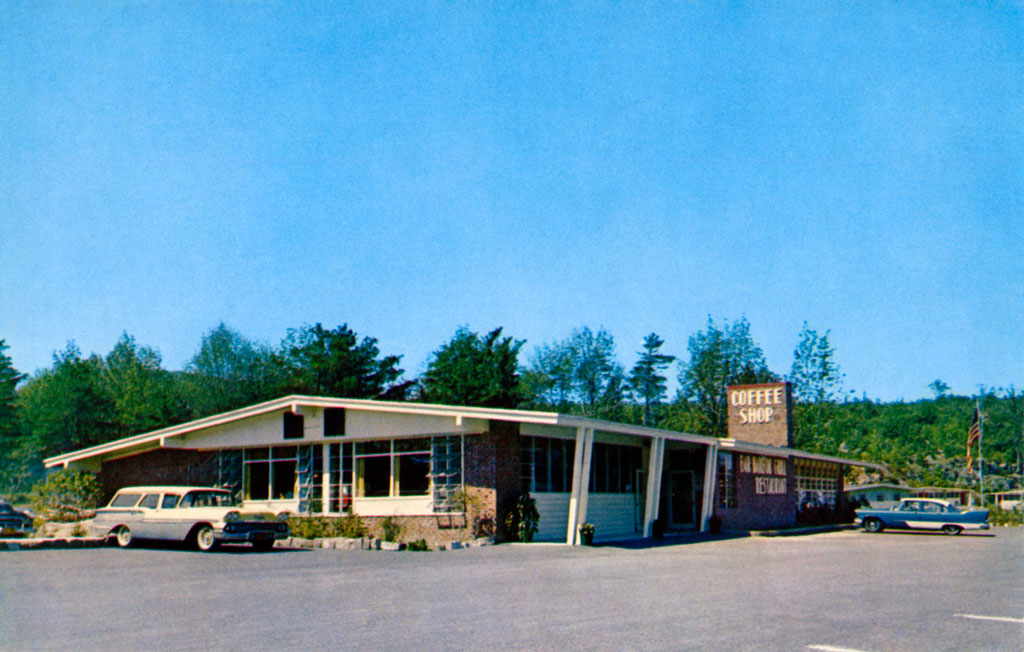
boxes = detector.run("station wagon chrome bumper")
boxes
[217,521,289,543]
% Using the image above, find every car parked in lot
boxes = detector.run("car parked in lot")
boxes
[0,500,34,537]
[92,486,289,551]
[855,497,990,535]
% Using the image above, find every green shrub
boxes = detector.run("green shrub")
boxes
[29,470,103,521]
[339,513,366,538]
[503,491,539,542]
[406,538,430,551]
[70,522,87,537]
[287,516,330,539]
[988,507,1023,527]
[380,516,403,542]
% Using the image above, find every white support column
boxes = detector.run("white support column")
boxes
[699,442,719,533]
[321,443,330,516]
[566,427,594,545]
[575,429,594,545]
[642,437,665,538]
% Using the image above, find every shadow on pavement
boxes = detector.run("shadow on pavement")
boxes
[597,531,749,549]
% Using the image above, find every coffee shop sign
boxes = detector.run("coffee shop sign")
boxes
[730,386,784,425]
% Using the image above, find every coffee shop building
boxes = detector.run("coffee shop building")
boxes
[44,382,876,546]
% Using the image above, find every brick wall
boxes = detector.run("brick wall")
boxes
[100,448,217,502]
[463,420,522,541]
[716,457,797,531]
[726,382,794,448]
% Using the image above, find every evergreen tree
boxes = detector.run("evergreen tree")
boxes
[279,323,405,398]
[629,333,675,426]
[420,327,524,408]
[0,340,26,492]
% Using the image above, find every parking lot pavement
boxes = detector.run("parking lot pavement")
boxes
[1,528,1021,651]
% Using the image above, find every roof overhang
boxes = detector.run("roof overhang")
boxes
[718,438,884,469]
[44,395,722,469]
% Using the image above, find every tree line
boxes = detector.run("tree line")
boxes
[1,318,1020,496]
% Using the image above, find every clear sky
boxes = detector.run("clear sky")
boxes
[1,2,1021,401]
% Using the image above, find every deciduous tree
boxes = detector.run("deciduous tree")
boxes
[677,317,775,437]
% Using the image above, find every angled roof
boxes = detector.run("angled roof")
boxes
[43,394,880,470]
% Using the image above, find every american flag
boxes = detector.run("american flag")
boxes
[966,407,981,474]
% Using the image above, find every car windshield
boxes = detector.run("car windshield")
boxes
[180,491,236,508]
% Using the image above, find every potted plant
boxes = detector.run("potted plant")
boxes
[579,522,595,545]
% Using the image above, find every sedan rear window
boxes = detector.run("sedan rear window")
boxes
[110,493,142,507]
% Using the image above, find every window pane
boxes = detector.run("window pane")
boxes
[397,454,430,495]
[247,462,270,500]
[161,494,180,509]
[551,440,567,492]
[359,456,391,497]
[271,446,299,460]
[395,438,430,453]
[594,444,608,493]
[358,440,390,456]
[139,494,160,509]
[283,411,304,439]
[324,407,346,437]
[246,447,269,461]
[535,439,550,492]
[272,460,296,499]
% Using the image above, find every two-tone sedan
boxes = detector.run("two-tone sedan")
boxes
[855,498,990,535]
[93,486,289,551]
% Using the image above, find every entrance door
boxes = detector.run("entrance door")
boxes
[668,470,695,528]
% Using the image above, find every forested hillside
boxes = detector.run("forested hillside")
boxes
[1,319,1020,498]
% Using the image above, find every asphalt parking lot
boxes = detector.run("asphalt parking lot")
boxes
[1,528,1021,652]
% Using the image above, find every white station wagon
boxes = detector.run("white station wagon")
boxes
[92,486,290,551]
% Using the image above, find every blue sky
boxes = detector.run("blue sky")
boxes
[2,2,1021,401]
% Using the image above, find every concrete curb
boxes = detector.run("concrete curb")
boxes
[278,535,496,551]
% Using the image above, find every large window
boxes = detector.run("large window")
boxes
[795,459,839,508]
[244,446,301,500]
[354,439,432,498]
[327,442,353,513]
[588,442,641,494]
[521,436,573,492]
[521,437,641,494]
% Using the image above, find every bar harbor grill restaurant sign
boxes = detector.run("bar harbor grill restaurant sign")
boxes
[727,382,794,495]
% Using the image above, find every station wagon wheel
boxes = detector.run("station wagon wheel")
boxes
[114,526,133,548]
[941,524,963,536]
[193,525,218,552]
[863,518,884,533]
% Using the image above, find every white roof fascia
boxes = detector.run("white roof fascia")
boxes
[557,416,718,446]
[718,438,883,469]
[44,393,872,470]
[44,396,303,468]
[42,395,565,468]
